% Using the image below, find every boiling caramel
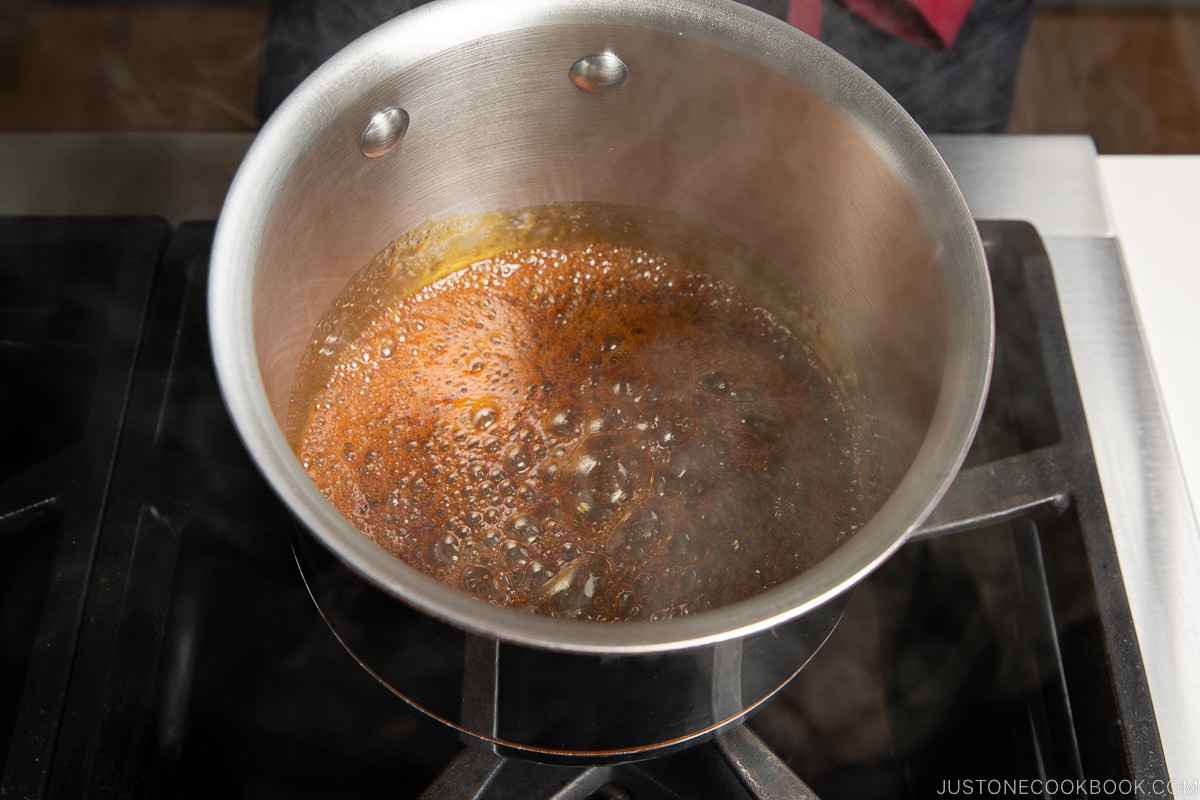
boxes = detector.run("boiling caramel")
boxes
[297,241,868,621]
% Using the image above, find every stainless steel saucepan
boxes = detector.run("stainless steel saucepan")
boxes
[209,0,993,763]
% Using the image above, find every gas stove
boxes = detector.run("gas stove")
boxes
[1,134,1194,798]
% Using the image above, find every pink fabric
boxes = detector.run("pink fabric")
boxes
[787,0,823,39]
[787,0,972,50]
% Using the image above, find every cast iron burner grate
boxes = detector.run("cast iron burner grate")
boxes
[0,218,1168,798]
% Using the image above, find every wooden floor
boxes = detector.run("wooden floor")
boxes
[2,1,1199,154]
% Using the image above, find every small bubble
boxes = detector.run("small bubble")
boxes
[650,467,680,499]
[617,591,636,613]
[607,507,664,560]
[654,419,684,448]
[740,412,782,442]
[700,504,728,532]
[730,385,758,403]
[519,560,552,591]
[699,372,732,394]
[501,540,531,567]
[668,441,705,480]
[611,374,637,397]
[677,566,702,595]
[546,405,581,438]
[503,442,533,473]
[462,566,499,600]
[605,405,631,430]
[433,534,461,565]
[666,521,703,559]
[506,513,544,544]
[763,460,793,492]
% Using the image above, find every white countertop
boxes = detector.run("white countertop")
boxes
[1098,156,1200,522]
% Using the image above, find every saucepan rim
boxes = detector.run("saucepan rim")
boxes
[208,0,993,655]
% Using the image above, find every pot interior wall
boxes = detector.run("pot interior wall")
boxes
[252,21,946,516]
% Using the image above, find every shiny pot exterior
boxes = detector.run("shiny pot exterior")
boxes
[209,0,993,761]
[292,525,846,762]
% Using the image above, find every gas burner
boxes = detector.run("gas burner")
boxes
[0,217,1170,796]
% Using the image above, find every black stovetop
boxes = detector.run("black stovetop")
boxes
[0,217,1167,798]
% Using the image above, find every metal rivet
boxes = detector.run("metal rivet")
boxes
[360,107,409,158]
[569,53,629,93]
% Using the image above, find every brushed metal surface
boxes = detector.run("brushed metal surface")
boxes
[360,107,410,157]
[1044,234,1200,785]
[568,52,630,92]
[932,134,1114,238]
